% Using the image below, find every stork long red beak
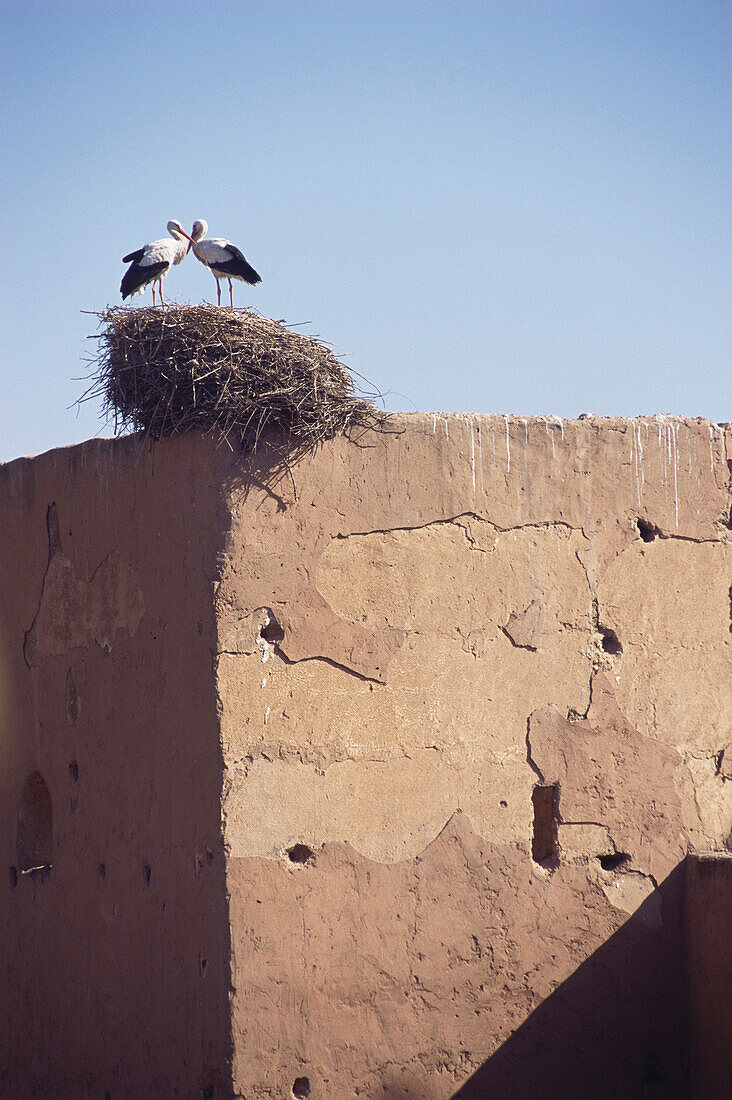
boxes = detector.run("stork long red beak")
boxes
[179,227,195,253]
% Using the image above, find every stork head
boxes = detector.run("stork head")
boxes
[167,219,194,244]
[187,219,207,253]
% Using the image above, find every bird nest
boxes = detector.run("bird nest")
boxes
[85,305,386,452]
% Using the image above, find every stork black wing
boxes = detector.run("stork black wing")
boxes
[211,244,262,285]
[122,247,146,264]
[120,260,169,299]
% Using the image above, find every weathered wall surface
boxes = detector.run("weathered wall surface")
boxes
[0,434,231,1098]
[215,414,731,1098]
[2,414,730,1098]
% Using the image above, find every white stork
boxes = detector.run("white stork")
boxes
[188,220,261,308]
[120,220,194,307]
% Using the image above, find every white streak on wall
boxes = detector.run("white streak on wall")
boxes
[633,422,645,506]
[470,419,476,493]
[671,420,679,529]
[639,422,646,499]
[503,415,511,473]
[542,417,556,459]
[656,416,668,503]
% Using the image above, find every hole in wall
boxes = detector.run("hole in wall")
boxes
[598,852,631,871]
[199,955,208,978]
[637,518,661,543]
[9,866,18,889]
[643,1064,668,1091]
[143,864,152,885]
[600,627,623,655]
[17,772,53,873]
[287,844,315,865]
[261,611,285,644]
[98,863,107,879]
[69,761,79,783]
[292,1077,311,1098]
[531,785,559,868]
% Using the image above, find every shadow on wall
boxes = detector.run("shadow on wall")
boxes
[218,424,401,510]
[443,862,688,1100]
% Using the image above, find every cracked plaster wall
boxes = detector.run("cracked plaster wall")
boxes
[216,414,731,865]
[214,413,731,1098]
[1,414,729,1098]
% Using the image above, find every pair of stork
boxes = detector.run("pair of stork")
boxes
[120,219,261,308]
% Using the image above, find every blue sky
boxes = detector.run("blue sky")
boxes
[1,0,729,461]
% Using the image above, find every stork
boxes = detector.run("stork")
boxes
[188,220,261,307]
[120,220,194,307]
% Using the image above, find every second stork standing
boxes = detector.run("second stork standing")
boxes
[188,220,262,308]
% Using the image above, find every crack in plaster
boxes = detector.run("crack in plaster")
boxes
[218,641,387,686]
[635,530,726,546]
[221,514,597,687]
[267,644,386,685]
[525,718,544,782]
[313,513,594,681]
[334,512,589,545]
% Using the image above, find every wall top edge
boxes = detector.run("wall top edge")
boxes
[1,413,729,471]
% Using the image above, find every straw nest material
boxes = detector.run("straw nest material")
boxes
[86,305,385,450]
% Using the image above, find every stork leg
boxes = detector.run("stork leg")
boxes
[229,279,234,309]
[152,282,157,307]
[216,278,221,307]
[159,280,165,309]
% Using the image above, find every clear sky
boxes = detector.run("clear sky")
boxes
[1,0,729,462]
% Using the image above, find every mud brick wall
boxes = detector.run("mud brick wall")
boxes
[1,415,730,1098]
